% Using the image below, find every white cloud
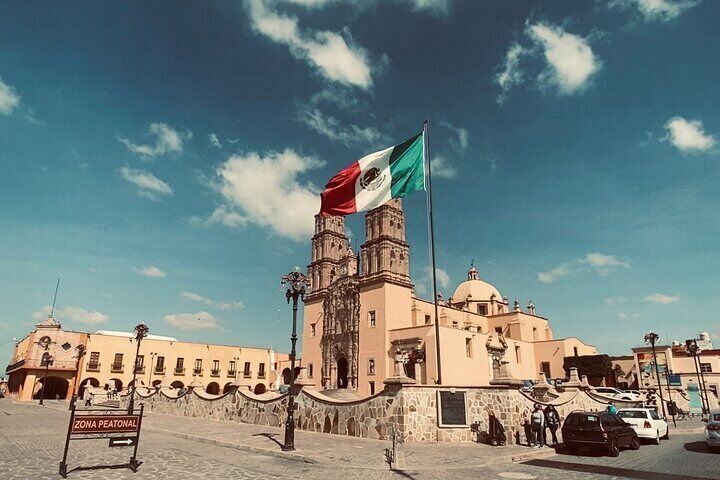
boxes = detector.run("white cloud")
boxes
[246,0,373,89]
[582,252,630,276]
[538,253,629,283]
[618,312,642,320]
[193,205,250,229]
[420,266,450,294]
[134,266,167,278]
[181,291,245,310]
[664,116,716,153]
[430,155,457,179]
[31,305,109,325]
[163,311,220,331]
[209,133,222,148]
[0,76,21,115]
[406,0,451,14]
[496,22,601,101]
[201,149,323,241]
[495,42,526,104]
[439,120,469,151]
[120,167,173,200]
[281,0,451,15]
[299,107,386,146]
[644,293,681,304]
[538,262,574,284]
[118,123,188,159]
[604,296,627,306]
[527,22,602,95]
[609,0,700,22]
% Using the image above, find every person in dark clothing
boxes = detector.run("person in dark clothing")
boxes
[544,405,560,446]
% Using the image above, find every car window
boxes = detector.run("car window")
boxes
[612,414,625,425]
[649,410,661,420]
[600,413,614,425]
[618,411,647,419]
[564,415,579,426]
[712,413,720,422]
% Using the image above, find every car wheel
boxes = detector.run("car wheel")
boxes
[630,435,640,450]
[653,431,660,445]
[608,439,620,457]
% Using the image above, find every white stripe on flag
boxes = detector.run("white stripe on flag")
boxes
[354,145,393,212]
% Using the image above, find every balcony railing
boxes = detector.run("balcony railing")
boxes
[193,368,203,375]
[134,366,145,374]
[154,366,166,374]
[210,369,220,377]
[243,371,252,378]
[111,364,124,373]
[258,372,266,379]
[86,362,101,372]
[227,370,236,377]
[174,367,185,375]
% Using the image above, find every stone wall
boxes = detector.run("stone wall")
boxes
[127,384,630,445]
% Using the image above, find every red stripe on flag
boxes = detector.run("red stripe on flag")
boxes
[319,161,361,216]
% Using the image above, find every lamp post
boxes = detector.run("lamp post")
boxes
[644,332,666,417]
[70,344,86,410]
[148,352,157,388]
[663,368,677,427]
[280,269,309,452]
[39,353,54,406]
[686,339,709,414]
[128,323,149,413]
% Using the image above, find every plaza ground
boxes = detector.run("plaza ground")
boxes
[1,399,719,480]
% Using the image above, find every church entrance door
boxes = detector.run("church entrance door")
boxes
[337,357,349,389]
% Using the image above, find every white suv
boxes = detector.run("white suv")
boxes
[594,387,640,401]
[618,408,669,444]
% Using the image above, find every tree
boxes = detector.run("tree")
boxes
[563,355,613,379]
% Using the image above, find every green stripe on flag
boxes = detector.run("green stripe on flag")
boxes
[389,132,425,199]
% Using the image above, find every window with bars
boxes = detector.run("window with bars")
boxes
[211,360,220,375]
[194,359,202,374]
[88,352,100,370]
[369,311,376,328]
[465,338,473,358]
[700,363,713,373]
[368,358,375,375]
[258,362,266,378]
[155,356,165,372]
[112,353,123,371]
[228,360,236,375]
[243,362,251,377]
[175,357,184,373]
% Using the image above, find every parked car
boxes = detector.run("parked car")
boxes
[703,410,720,452]
[594,387,640,401]
[562,410,640,456]
[617,408,669,444]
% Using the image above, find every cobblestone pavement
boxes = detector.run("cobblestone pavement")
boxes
[0,399,717,480]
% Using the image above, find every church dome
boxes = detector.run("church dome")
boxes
[452,264,502,302]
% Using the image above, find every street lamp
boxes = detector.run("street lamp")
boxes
[280,269,309,452]
[663,368,677,427]
[70,344,86,410]
[39,352,54,406]
[644,332,666,417]
[128,323,149,413]
[148,352,157,388]
[685,339,709,414]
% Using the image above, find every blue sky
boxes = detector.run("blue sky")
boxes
[2,0,719,367]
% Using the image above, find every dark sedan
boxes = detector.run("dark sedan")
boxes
[562,410,640,456]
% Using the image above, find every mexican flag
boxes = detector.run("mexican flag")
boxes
[319,132,425,216]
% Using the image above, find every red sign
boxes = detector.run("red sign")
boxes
[71,415,140,435]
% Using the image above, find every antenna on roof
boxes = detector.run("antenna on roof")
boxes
[50,278,61,317]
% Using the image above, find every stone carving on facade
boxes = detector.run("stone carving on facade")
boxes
[321,275,360,390]
[486,333,523,386]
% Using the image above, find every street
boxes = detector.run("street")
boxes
[1,400,719,480]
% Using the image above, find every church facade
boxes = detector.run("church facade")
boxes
[302,199,597,397]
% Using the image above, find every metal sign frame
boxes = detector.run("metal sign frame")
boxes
[59,403,144,478]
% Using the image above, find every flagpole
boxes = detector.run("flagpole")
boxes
[424,120,442,385]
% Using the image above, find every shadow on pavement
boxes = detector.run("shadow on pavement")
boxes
[552,444,607,457]
[391,470,417,480]
[684,441,720,454]
[252,432,284,449]
[522,459,716,480]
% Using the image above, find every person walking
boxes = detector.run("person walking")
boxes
[607,402,618,414]
[544,405,560,446]
[530,404,545,447]
[83,385,93,407]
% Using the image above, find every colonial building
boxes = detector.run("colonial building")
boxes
[6,318,289,401]
[302,199,597,397]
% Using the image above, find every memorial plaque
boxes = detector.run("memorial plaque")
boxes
[438,390,467,426]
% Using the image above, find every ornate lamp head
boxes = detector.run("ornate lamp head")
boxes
[281,270,309,303]
[644,331,659,345]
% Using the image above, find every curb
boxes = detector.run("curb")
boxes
[143,425,316,464]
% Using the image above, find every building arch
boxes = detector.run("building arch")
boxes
[170,381,184,389]
[223,382,234,394]
[152,380,162,388]
[206,382,220,395]
[78,377,99,399]
[34,376,69,400]
[337,357,349,389]
[109,378,124,392]
[253,383,267,394]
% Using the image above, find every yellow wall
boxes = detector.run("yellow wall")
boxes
[534,337,598,380]
[79,333,277,394]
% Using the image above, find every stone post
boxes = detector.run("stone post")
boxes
[561,367,583,390]
[532,372,552,400]
[580,375,591,390]
[383,349,416,389]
